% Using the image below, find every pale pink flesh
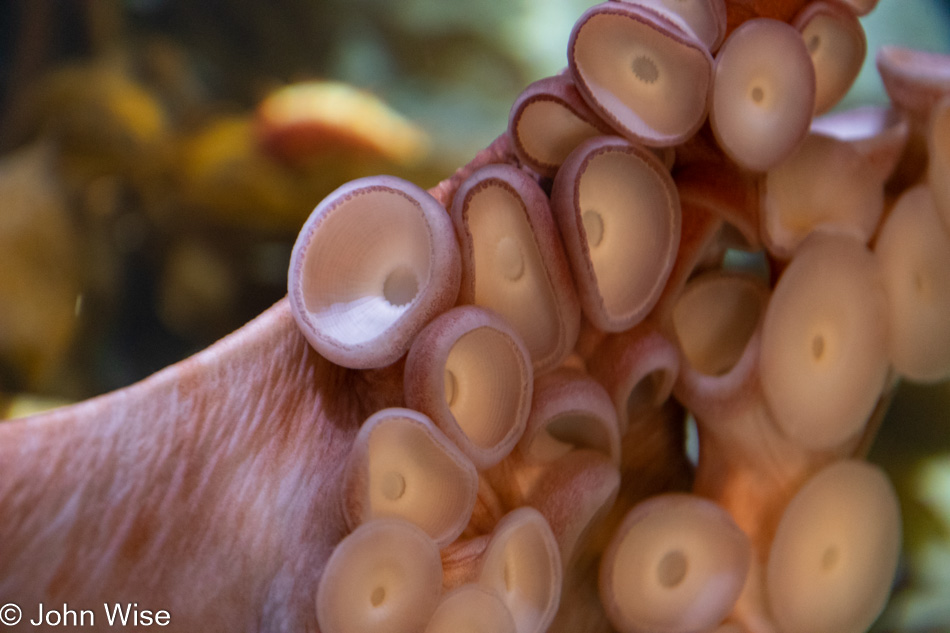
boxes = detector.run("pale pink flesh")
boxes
[551,135,681,333]
[0,128,906,633]
[760,133,885,260]
[404,305,533,470]
[587,319,680,435]
[710,18,816,172]
[0,135,635,631]
[793,1,866,115]
[569,2,713,146]
[519,368,622,465]
[288,176,461,369]
[0,2,938,631]
[341,408,479,547]
[671,285,876,633]
[508,75,613,178]
[450,164,581,373]
[840,0,878,16]
[0,301,365,630]
[877,46,950,122]
[599,494,751,633]
[810,106,909,183]
[616,0,728,51]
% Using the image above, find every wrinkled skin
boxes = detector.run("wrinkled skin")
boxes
[0,282,683,633]
[0,303,395,632]
[0,134,686,632]
[0,1,889,631]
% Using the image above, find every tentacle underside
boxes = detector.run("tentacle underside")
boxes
[1,1,947,632]
[0,302,393,632]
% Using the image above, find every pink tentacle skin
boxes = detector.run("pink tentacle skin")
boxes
[1,1,948,632]
[0,303,377,631]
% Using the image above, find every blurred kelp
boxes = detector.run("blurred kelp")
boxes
[0,0,549,399]
[0,144,80,391]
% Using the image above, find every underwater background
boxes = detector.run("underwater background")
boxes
[0,1,949,630]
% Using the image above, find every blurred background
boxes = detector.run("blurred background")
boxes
[0,0,948,630]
